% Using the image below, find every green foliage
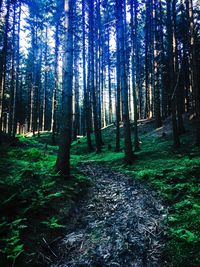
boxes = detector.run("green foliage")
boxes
[2,125,200,266]
[0,141,89,265]
[41,216,64,229]
[0,219,26,260]
[70,123,200,267]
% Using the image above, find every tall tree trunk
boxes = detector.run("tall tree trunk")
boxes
[8,0,17,136]
[144,0,150,118]
[96,0,103,145]
[130,0,139,150]
[188,0,200,145]
[31,16,38,136]
[56,0,74,176]
[159,0,168,119]
[0,0,11,132]
[82,0,93,150]
[153,0,162,128]
[115,36,121,152]
[13,0,22,136]
[52,23,59,143]
[42,26,48,133]
[73,47,80,140]
[107,32,112,124]
[88,0,101,153]
[167,0,180,148]
[172,1,185,134]
[116,0,134,163]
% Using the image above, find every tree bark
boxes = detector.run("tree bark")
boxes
[116,0,134,163]
[115,36,121,152]
[0,0,11,132]
[188,0,200,145]
[153,0,162,128]
[56,0,74,176]
[88,0,101,153]
[130,0,139,151]
[82,0,93,150]
[167,0,180,148]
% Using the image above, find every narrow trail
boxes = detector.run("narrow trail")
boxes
[51,163,166,267]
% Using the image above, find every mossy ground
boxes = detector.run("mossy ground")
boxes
[70,120,200,267]
[1,118,200,266]
[0,142,89,266]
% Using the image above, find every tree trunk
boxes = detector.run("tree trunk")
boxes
[0,0,11,132]
[188,0,200,145]
[167,0,180,148]
[107,33,112,124]
[116,0,134,163]
[73,45,80,140]
[115,36,121,152]
[56,0,74,176]
[88,0,101,153]
[8,0,17,136]
[153,0,162,128]
[42,26,48,133]
[13,1,22,136]
[51,23,59,143]
[130,0,139,150]
[82,0,93,150]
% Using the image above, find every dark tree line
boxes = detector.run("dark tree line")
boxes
[0,0,199,175]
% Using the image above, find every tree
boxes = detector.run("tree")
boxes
[88,0,101,153]
[153,0,162,128]
[14,0,22,136]
[115,35,121,152]
[0,0,11,132]
[167,0,180,148]
[56,0,74,175]
[116,0,134,163]
[130,0,140,151]
[188,0,200,145]
[1,0,200,159]
[82,0,93,151]
[8,0,17,136]
[51,8,61,143]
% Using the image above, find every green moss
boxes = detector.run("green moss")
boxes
[70,124,200,266]
[7,125,200,266]
[0,141,90,265]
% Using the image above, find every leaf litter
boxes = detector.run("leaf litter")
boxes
[50,163,167,267]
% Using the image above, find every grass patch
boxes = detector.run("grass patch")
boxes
[70,122,200,267]
[2,119,199,266]
[0,143,90,266]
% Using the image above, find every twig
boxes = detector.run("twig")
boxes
[144,228,157,238]
[38,251,53,263]
[42,237,58,258]
[49,236,63,245]
[87,165,96,176]
[55,253,65,267]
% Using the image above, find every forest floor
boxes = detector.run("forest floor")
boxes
[0,115,200,266]
[51,163,166,267]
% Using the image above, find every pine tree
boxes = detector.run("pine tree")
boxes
[116,0,134,163]
[56,0,74,176]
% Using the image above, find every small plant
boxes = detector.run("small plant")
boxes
[41,217,64,229]
[24,148,44,161]
[0,219,27,261]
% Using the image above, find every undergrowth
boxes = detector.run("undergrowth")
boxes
[1,119,200,266]
[70,122,200,267]
[0,144,89,266]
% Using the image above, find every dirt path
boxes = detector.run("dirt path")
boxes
[51,163,166,267]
